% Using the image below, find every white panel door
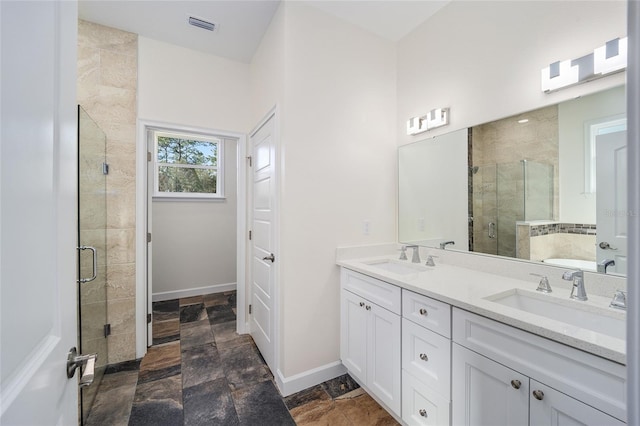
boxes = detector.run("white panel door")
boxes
[529,380,625,426]
[249,114,276,370]
[452,344,529,426]
[596,130,627,274]
[0,1,79,424]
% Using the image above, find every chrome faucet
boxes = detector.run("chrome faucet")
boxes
[406,245,421,263]
[440,240,455,249]
[597,259,616,274]
[609,290,627,310]
[563,270,587,301]
[425,255,437,267]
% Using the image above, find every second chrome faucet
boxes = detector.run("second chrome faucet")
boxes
[563,270,587,301]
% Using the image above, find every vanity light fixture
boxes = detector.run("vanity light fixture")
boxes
[407,107,450,135]
[541,37,627,93]
[188,16,217,32]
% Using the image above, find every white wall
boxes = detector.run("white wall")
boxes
[251,2,397,379]
[558,85,626,224]
[139,37,250,297]
[397,1,626,145]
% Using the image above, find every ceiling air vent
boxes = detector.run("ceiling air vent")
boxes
[188,16,216,32]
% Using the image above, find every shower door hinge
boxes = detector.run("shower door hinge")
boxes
[147,313,152,324]
[103,324,111,338]
[102,162,109,175]
[246,156,252,167]
[249,304,252,315]
[147,232,152,243]
[249,230,252,240]
[147,151,152,162]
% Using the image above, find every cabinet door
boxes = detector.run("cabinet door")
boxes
[340,289,368,382]
[529,381,626,426]
[367,302,401,416]
[452,344,529,426]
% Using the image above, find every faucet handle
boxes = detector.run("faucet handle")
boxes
[530,273,552,293]
[425,255,438,267]
[610,290,627,310]
[398,246,408,261]
[562,269,582,280]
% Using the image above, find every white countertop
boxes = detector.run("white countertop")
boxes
[337,254,626,365]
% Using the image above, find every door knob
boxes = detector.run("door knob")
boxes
[263,253,275,262]
[67,347,98,388]
[599,242,618,250]
[511,379,521,389]
[532,390,544,400]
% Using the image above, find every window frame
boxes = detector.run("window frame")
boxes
[152,129,225,200]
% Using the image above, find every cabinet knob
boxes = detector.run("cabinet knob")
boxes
[510,379,521,389]
[359,302,365,308]
[419,308,428,316]
[419,409,428,417]
[419,353,429,361]
[532,390,544,401]
[365,305,371,311]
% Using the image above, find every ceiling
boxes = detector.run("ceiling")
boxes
[78,0,450,63]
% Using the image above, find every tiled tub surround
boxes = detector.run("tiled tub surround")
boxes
[516,221,597,262]
[336,244,626,364]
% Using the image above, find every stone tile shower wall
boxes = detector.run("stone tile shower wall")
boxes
[78,20,138,363]
[471,105,559,257]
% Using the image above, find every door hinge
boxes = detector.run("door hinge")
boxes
[147,313,152,324]
[246,156,252,167]
[104,324,111,337]
[147,232,152,243]
[102,162,109,175]
[249,230,252,240]
[147,151,152,162]
[249,304,252,314]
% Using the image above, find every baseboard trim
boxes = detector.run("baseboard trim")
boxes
[275,361,347,397]
[152,283,237,302]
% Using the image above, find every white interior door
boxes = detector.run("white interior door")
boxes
[249,114,276,370]
[596,130,627,274]
[0,1,79,424]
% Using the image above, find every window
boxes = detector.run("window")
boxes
[153,130,224,199]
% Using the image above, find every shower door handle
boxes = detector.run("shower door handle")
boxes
[77,245,97,283]
[488,222,497,239]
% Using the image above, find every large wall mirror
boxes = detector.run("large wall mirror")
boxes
[399,85,627,276]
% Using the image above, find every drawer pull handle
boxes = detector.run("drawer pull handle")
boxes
[419,353,429,361]
[511,379,521,389]
[419,409,428,417]
[359,302,365,307]
[365,305,371,311]
[419,308,428,316]
[532,390,544,401]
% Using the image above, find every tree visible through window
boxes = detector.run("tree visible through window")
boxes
[154,131,223,198]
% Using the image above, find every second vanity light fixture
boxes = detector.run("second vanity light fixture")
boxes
[541,37,627,93]
[407,107,450,135]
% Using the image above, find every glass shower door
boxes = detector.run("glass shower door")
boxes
[78,106,108,424]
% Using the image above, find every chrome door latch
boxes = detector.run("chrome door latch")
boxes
[67,347,98,388]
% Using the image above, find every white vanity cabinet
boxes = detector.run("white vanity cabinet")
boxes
[452,308,626,426]
[340,268,401,416]
[401,290,452,426]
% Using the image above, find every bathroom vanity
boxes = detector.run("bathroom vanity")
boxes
[337,246,627,425]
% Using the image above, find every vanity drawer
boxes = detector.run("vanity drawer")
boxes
[402,370,450,426]
[341,268,401,314]
[402,318,451,397]
[403,290,451,338]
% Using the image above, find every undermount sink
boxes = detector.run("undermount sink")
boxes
[364,259,428,275]
[485,289,626,340]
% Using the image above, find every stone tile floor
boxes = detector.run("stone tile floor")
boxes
[85,291,399,425]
